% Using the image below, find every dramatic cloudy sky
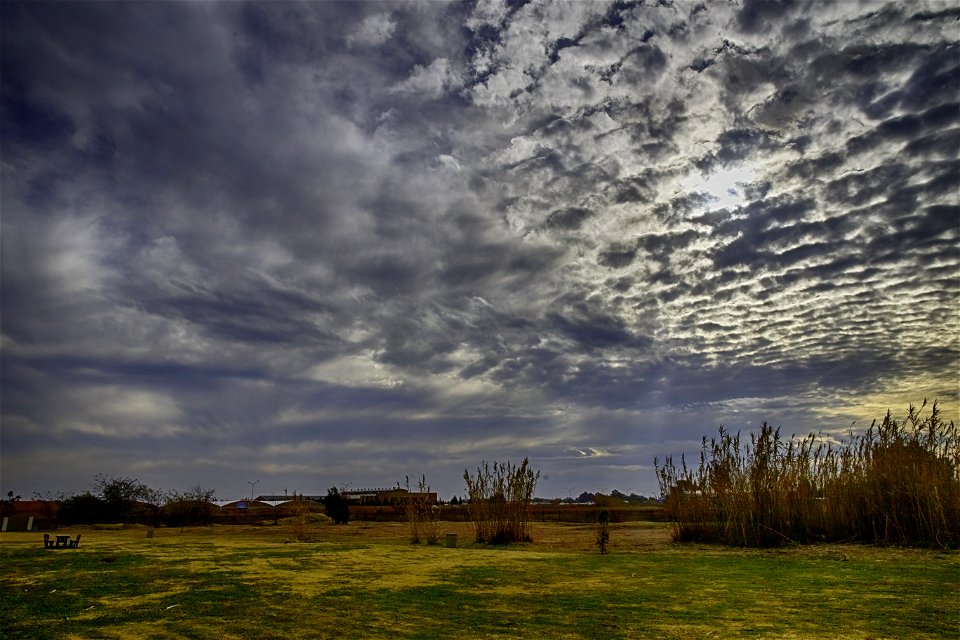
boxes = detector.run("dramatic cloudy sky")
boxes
[2,0,958,500]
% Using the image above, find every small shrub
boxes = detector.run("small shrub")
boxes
[289,493,311,541]
[596,510,610,554]
[324,487,350,525]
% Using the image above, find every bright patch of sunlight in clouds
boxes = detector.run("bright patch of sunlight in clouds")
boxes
[306,353,405,389]
[681,164,757,212]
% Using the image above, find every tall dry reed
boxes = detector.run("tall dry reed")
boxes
[656,401,958,548]
[398,475,441,544]
[463,458,540,544]
[289,492,311,541]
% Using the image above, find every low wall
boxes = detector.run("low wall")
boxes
[349,504,666,524]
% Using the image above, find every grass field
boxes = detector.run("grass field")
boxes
[1,521,957,639]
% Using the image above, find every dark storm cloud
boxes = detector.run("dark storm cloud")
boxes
[598,243,638,268]
[736,0,802,34]
[545,207,593,230]
[2,0,957,499]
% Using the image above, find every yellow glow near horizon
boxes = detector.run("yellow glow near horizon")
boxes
[814,374,959,434]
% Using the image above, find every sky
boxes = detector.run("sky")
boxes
[2,0,958,502]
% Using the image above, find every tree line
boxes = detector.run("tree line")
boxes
[41,478,357,528]
[52,476,217,527]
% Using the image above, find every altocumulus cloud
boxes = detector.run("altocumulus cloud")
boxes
[1,0,957,499]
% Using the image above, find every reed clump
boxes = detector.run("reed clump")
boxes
[656,401,959,548]
[289,492,311,541]
[399,475,441,544]
[464,458,540,544]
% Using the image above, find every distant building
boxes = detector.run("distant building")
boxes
[2,500,59,531]
[253,488,437,505]
[255,495,326,503]
[214,499,274,512]
[341,487,437,505]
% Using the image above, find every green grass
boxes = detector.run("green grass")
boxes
[1,522,957,639]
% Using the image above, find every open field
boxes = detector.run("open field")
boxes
[1,521,957,639]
